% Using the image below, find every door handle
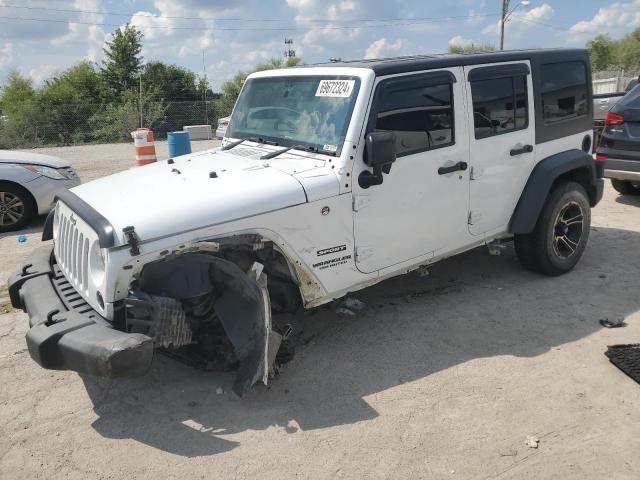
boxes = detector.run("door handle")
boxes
[438,161,468,175]
[510,144,533,156]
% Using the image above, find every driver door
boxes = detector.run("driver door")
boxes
[352,68,471,274]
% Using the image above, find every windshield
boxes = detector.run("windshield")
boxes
[227,75,361,154]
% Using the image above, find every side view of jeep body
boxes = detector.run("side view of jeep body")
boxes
[9,49,603,396]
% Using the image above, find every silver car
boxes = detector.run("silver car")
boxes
[0,150,80,232]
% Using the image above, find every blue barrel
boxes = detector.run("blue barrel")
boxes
[167,131,191,158]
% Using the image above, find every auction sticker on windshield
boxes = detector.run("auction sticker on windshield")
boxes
[316,79,355,98]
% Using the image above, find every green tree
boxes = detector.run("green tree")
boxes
[0,71,40,148]
[615,28,640,71]
[448,43,496,54]
[0,70,35,115]
[38,61,105,143]
[216,57,301,117]
[586,28,640,73]
[142,61,200,101]
[587,35,615,71]
[102,24,143,96]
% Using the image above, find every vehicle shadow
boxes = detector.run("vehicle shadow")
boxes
[0,215,46,241]
[83,226,640,457]
[614,193,640,207]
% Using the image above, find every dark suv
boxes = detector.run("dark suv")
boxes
[597,84,640,195]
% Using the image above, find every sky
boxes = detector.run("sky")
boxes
[0,0,639,91]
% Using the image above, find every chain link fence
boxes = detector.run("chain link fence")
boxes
[0,100,219,150]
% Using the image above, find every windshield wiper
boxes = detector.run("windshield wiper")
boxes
[221,137,278,151]
[260,145,317,160]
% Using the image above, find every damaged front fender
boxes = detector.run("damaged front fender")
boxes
[137,253,280,397]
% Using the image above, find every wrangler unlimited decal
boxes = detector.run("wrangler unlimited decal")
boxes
[313,254,352,270]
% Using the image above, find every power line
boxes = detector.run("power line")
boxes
[0,4,499,25]
[510,14,593,33]
[0,13,502,31]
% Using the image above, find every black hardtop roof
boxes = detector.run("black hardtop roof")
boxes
[310,48,589,76]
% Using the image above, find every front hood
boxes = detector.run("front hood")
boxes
[70,148,330,243]
[0,150,70,168]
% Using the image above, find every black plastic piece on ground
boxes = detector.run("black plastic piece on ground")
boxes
[600,318,625,329]
[605,344,640,384]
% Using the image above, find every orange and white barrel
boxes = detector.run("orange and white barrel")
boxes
[131,128,157,166]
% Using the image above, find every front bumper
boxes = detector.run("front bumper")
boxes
[8,246,153,378]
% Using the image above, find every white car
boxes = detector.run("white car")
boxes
[215,116,230,139]
[0,151,80,232]
[10,49,603,397]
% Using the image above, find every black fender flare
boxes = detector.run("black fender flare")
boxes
[509,149,602,234]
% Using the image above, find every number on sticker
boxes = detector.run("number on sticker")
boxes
[316,80,355,98]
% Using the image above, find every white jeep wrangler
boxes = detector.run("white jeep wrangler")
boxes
[9,49,603,396]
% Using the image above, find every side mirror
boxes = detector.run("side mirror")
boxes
[359,131,396,189]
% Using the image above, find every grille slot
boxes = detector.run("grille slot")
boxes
[52,265,99,319]
[54,209,91,294]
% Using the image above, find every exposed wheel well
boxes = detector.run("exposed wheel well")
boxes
[554,166,599,206]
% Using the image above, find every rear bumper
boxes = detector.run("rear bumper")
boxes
[601,158,640,182]
[604,169,640,182]
[7,246,153,378]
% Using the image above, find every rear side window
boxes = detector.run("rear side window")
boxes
[541,62,588,123]
[373,79,454,157]
[619,84,640,109]
[471,75,528,139]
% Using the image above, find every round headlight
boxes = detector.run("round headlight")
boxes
[89,241,106,285]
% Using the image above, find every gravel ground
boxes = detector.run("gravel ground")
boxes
[1,143,639,479]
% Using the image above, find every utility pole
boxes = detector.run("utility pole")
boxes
[202,50,209,126]
[500,0,509,51]
[284,38,296,61]
[500,0,529,51]
[139,72,143,128]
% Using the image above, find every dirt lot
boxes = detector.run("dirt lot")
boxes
[1,142,639,479]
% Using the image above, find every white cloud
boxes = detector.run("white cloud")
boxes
[364,38,406,59]
[27,65,60,85]
[50,0,107,63]
[286,0,403,58]
[568,0,640,42]
[0,43,14,70]
[482,3,554,39]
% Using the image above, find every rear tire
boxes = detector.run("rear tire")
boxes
[514,181,591,276]
[0,182,37,233]
[611,179,640,195]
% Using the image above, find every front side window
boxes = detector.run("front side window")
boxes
[541,61,588,123]
[372,78,454,157]
[227,76,360,154]
[471,75,528,139]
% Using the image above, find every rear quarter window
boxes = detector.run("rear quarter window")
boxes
[541,62,588,124]
[619,84,640,109]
